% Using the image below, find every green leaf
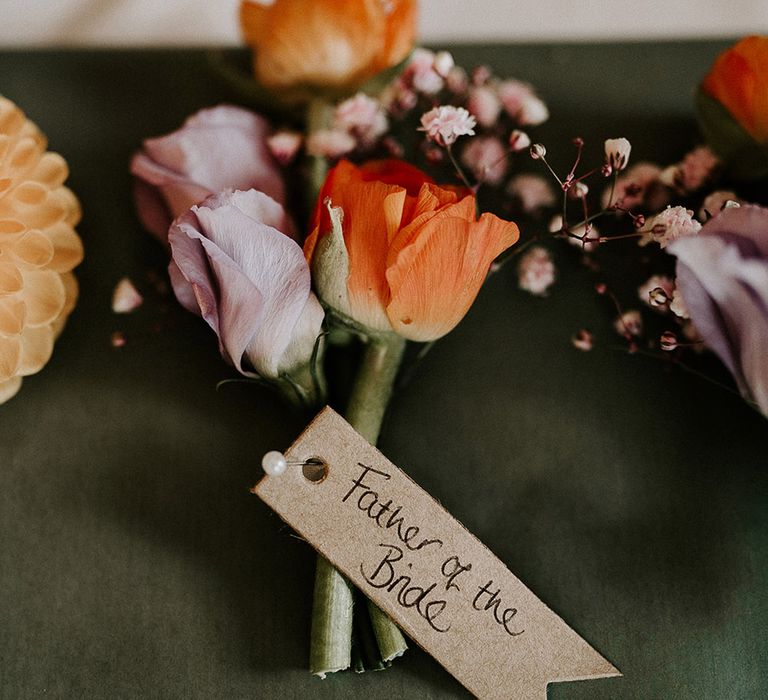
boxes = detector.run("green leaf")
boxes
[696,88,768,181]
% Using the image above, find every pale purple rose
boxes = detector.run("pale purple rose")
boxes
[131,105,285,242]
[669,205,768,416]
[168,189,324,379]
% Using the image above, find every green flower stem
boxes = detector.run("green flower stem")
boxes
[310,556,354,677]
[309,334,408,675]
[347,334,408,662]
[306,97,333,213]
[345,334,406,444]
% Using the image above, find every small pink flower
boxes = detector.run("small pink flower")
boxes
[571,329,594,351]
[648,206,702,248]
[433,51,455,78]
[407,48,444,94]
[110,331,127,348]
[680,146,719,191]
[664,146,720,193]
[419,106,476,147]
[614,310,643,338]
[467,85,502,128]
[564,220,600,252]
[471,65,492,86]
[570,181,589,198]
[112,277,143,314]
[507,174,556,213]
[517,246,556,296]
[603,162,667,211]
[460,136,508,185]
[497,79,533,117]
[699,190,740,220]
[669,289,690,319]
[334,93,388,146]
[637,274,674,309]
[508,129,531,152]
[518,94,549,126]
[445,66,469,94]
[267,129,303,165]
[306,129,356,158]
[604,138,632,172]
[660,331,678,351]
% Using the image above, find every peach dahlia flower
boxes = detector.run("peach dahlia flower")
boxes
[0,97,83,404]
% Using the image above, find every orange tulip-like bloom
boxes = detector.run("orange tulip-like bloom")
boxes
[0,96,83,404]
[304,160,519,342]
[240,0,417,90]
[702,36,768,143]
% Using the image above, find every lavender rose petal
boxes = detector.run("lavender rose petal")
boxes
[132,105,286,242]
[168,189,323,379]
[670,204,768,416]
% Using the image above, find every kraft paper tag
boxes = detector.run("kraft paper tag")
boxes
[254,407,620,699]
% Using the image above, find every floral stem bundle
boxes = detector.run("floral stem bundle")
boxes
[311,334,407,675]
[128,0,768,686]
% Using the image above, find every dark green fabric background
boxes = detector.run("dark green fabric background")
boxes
[2,43,767,699]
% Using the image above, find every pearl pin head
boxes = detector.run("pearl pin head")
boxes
[261,450,288,476]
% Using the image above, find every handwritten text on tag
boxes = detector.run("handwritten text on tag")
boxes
[254,408,619,699]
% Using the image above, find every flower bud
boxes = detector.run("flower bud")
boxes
[660,331,678,351]
[604,137,632,171]
[530,143,546,160]
[508,129,531,152]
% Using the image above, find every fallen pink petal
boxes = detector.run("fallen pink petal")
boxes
[111,277,143,314]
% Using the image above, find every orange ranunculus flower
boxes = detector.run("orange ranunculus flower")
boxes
[239,0,417,91]
[304,160,519,342]
[702,36,768,143]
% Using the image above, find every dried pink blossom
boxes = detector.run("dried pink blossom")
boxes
[445,66,469,94]
[507,174,556,213]
[333,93,388,145]
[565,221,600,251]
[517,246,556,296]
[407,48,444,95]
[602,162,666,210]
[382,136,405,158]
[508,129,531,152]
[648,206,702,248]
[662,146,720,193]
[614,310,643,338]
[570,181,589,198]
[460,136,508,185]
[267,129,303,165]
[467,85,502,128]
[699,190,741,220]
[110,331,126,348]
[433,51,455,78]
[518,94,549,126]
[660,331,678,351]
[678,146,719,192]
[111,277,143,314]
[471,65,492,86]
[669,289,690,319]
[497,79,533,118]
[551,214,600,251]
[419,106,476,147]
[637,274,674,309]
[306,129,356,158]
[571,329,594,351]
[604,138,632,172]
